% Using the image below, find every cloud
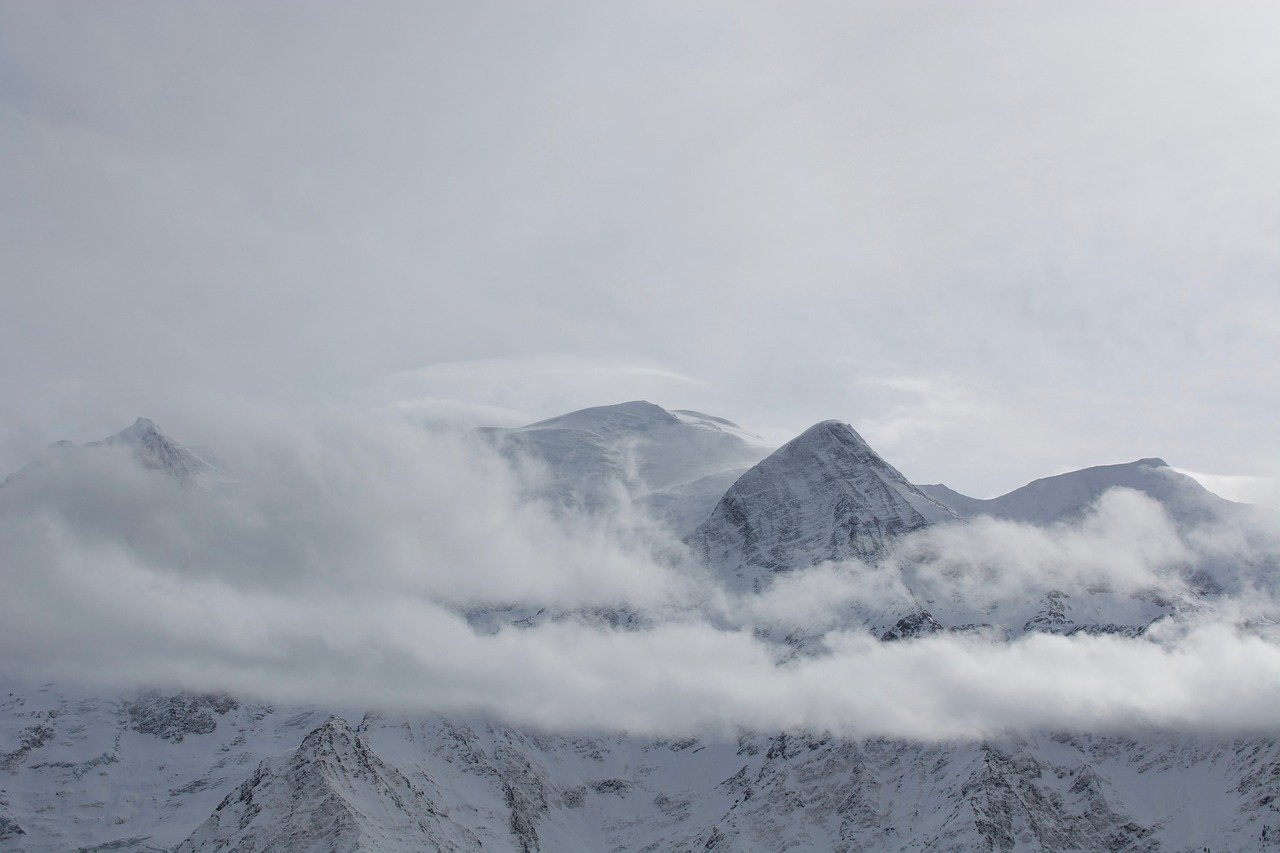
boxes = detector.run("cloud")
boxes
[6,545,1279,738]
[1,1,1277,498]
[1175,468,1280,510]
[1,410,1278,739]
[374,356,704,427]
[388,396,532,432]
[896,488,1196,599]
[0,411,689,609]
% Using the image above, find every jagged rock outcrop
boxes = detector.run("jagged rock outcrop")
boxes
[881,609,944,641]
[127,691,239,743]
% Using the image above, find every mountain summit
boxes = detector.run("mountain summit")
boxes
[90,417,227,487]
[687,420,959,590]
[3,418,228,489]
[918,456,1234,525]
[476,401,770,533]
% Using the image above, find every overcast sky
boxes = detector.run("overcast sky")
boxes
[2,1,1277,498]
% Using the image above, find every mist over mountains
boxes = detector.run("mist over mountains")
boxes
[1,400,1277,850]
[3,2,1277,847]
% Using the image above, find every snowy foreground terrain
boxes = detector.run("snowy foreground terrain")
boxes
[2,403,1278,851]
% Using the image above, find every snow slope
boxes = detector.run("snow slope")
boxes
[919,458,1237,526]
[475,401,771,535]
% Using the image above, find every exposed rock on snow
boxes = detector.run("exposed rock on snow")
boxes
[880,609,944,641]
[126,692,239,743]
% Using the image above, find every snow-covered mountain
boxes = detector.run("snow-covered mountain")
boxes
[681,420,1200,640]
[687,420,959,592]
[2,417,229,490]
[176,718,482,852]
[1,404,1276,851]
[3,682,1278,852]
[475,401,771,535]
[919,457,1238,526]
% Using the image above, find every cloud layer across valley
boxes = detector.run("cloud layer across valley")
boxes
[2,410,1278,739]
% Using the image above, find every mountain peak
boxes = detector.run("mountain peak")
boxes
[920,456,1229,526]
[476,402,770,519]
[105,417,165,446]
[688,419,958,590]
[522,400,678,433]
[791,419,872,449]
[179,717,478,852]
[93,418,227,487]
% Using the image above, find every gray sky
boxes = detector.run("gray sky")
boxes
[2,1,1278,499]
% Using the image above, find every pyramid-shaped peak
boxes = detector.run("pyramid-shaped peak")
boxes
[179,715,477,851]
[688,418,958,590]
[296,716,358,755]
[767,420,893,475]
[790,420,873,449]
[109,417,166,444]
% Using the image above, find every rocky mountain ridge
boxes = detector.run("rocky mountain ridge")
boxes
[2,683,1277,851]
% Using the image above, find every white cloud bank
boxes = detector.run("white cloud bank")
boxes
[1,410,1278,739]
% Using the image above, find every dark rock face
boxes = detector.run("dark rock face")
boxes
[1,724,56,772]
[1023,590,1073,634]
[881,609,944,641]
[0,815,24,841]
[127,692,239,742]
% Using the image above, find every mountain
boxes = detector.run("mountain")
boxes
[4,681,1277,851]
[687,420,959,591]
[177,718,480,852]
[2,404,1276,851]
[3,417,229,490]
[919,457,1237,526]
[684,421,1210,638]
[475,401,771,535]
